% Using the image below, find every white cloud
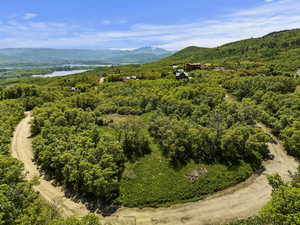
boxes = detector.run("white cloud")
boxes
[100,19,128,26]
[100,20,111,25]
[22,13,38,20]
[0,0,299,50]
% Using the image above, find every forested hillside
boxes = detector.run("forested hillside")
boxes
[162,29,300,71]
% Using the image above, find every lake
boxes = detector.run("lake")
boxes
[32,70,88,78]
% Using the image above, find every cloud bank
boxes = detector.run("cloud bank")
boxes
[0,0,299,50]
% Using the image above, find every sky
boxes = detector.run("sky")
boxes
[0,0,299,50]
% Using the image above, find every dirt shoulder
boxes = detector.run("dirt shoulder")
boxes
[11,112,298,225]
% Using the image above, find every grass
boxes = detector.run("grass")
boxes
[117,142,253,208]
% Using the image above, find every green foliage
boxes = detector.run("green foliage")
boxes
[281,121,300,158]
[149,111,268,169]
[115,119,151,160]
[261,185,300,225]
[119,151,252,207]
[48,215,101,225]
[223,76,297,100]
[0,100,24,154]
[32,105,124,201]
[267,174,286,190]
[220,125,269,168]
[0,84,65,110]
[149,114,217,165]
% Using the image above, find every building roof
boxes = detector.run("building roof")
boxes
[187,63,212,66]
[187,63,203,66]
[176,71,189,77]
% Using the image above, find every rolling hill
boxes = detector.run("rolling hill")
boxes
[162,29,300,71]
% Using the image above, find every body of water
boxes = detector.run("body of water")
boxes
[32,70,88,78]
[63,64,112,67]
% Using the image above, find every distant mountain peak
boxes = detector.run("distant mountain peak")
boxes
[131,46,173,55]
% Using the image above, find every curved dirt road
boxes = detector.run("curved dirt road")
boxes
[11,112,298,225]
[11,112,90,218]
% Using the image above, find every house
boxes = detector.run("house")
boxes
[175,69,191,80]
[185,63,212,72]
[185,63,203,72]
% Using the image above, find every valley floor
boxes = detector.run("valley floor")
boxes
[11,112,298,225]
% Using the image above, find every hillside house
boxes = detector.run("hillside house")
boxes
[175,69,191,80]
[185,63,212,72]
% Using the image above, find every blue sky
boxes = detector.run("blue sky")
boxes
[0,0,299,50]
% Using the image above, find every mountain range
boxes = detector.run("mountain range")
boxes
[0,47,173,66]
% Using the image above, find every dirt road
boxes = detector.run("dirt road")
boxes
[11,112,298,225]
[11,112,90,218]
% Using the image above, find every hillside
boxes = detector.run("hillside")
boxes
[162,29,300,71]
[0,47,173,65]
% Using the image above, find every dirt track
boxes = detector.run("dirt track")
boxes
[11,112,90,218]
[11,112,298,225]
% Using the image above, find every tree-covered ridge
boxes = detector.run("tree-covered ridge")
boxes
[161,29,300,71]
